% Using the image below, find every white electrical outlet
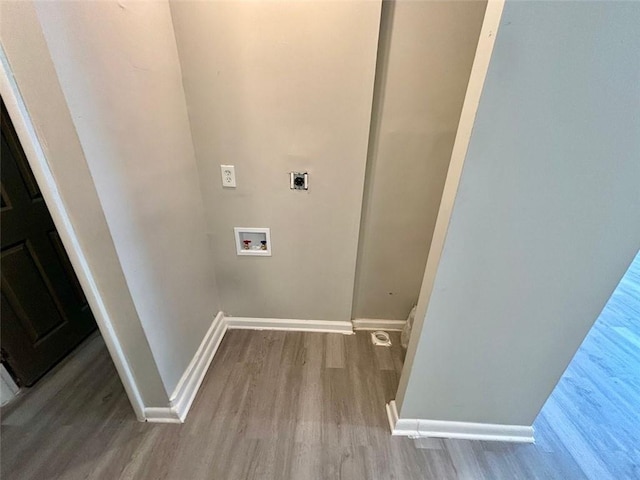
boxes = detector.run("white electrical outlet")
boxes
[220,165,236,187]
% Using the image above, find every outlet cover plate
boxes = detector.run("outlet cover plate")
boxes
[221,165,236,187]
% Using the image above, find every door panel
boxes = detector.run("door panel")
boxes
[2,242,68,341]
[1,98,96,386]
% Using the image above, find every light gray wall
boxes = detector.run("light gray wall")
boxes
[33,1,221,395]
[353,0,486,320]
[0,1,169,405]
[398,0,640,426]
[169,0,381,321]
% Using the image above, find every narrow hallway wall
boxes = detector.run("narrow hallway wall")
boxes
[33,0,221,395]
[1,1,169,406]
[353,0,487,320]
[398,0,640,427]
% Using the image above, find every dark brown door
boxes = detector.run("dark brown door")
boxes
[1,98,96,387]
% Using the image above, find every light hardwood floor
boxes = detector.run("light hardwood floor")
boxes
[1,253,638,479]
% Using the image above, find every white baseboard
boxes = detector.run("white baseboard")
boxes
[144,407,182,423]
[145,312,355,423]
[146,311,227,423]
[225,316,353,334]
[352,318,406,331]
[386,401,534,443]
[170,310,227,421]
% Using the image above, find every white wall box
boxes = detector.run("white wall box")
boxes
[234,228,271,256]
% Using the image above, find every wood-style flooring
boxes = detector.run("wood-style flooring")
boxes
[530,251,640,480]
[1,253,638,479]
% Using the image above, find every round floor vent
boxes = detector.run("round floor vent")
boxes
[371,330,392,347]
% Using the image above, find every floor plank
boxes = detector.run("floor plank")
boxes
[529,251,640,480]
